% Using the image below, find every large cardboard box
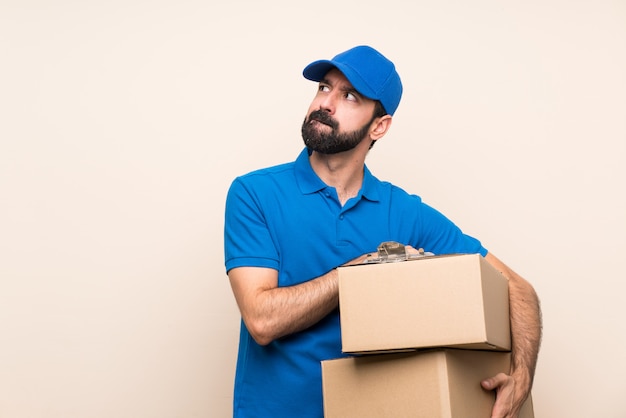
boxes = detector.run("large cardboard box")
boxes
[322,349,534,418]
[338,254,510,353]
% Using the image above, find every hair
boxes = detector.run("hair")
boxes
[374,100,387,119]
[369,100,388,150]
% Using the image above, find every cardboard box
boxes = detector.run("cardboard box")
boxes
[338,254,510,353]
[322,349,534,418]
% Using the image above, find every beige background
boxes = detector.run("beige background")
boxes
[1,1,624,417]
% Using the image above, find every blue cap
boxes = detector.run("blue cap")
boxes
[302,45,403,115]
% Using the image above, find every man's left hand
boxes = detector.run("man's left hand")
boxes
[481,372,526,418]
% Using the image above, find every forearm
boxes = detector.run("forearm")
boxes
[485,253,542,395]
[230,267,340,345]
[259,269,339,343]
[508,271,542,391]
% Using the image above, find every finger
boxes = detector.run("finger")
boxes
[404,245,418,254]
[343,252,376,266]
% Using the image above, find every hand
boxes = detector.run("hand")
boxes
[481,372,526,418]
[341,252,377,266]
[342,245,422,266]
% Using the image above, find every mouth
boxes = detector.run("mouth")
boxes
[308,111,337,129]
[310,118,332,127]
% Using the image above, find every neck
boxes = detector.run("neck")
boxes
[309,149,366,205]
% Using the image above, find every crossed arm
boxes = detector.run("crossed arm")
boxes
[228,252,542,418]
[228,266,340,346]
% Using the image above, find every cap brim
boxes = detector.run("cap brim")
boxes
[303,60,335,82]
[303,60,377,101]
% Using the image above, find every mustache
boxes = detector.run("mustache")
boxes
[307,110,339,129]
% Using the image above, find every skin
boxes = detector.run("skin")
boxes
[228,68,542,418]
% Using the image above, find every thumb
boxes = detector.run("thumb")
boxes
[481,372,508,391]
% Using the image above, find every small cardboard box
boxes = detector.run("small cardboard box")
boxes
[322,349,534,418]
[338,254,510,353]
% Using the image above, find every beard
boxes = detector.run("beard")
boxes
[301,110,373,155]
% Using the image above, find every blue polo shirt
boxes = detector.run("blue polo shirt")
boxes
[224,148,487,418]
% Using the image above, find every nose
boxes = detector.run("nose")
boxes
[318,92,336,114]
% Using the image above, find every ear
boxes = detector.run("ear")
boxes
[370,115,393,140]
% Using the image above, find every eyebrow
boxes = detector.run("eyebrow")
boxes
[320,78,363,99]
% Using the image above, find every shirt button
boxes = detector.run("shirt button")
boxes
[339,215,344,220]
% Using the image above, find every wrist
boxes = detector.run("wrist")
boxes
[509,366,533,400]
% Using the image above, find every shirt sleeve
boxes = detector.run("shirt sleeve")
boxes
[224,177,280,273]
[416,200,488,257]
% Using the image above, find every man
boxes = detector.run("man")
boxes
[224,45,541,418]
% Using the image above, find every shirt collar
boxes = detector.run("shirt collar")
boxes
[294,148,381,202]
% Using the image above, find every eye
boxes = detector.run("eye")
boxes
[345,92,357,101]
[318,84,330,92]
